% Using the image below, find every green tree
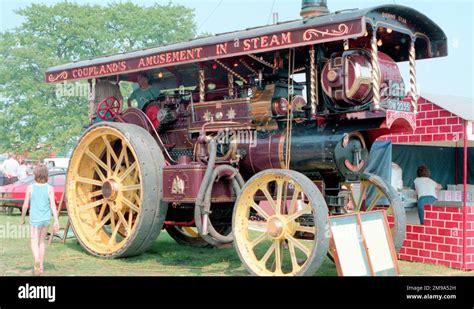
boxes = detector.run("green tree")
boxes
[0,1,197,158]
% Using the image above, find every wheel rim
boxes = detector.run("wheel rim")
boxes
[233,170,328,276]
[165,224,212,247]
[68,125,146,256]
[343,172,406,251]
[181,227,199,237]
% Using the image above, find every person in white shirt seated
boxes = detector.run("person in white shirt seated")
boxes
[414,165,442,224]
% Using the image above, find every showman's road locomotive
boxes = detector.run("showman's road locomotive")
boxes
[45,1,447,275]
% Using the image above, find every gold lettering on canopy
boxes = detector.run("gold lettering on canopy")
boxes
[216,43,228,55]
[45,19,364,83]
[137,47,203,69]
[243,32,292,52]
[71,61,127,79]
[303,24,351,41]
[381,12,407,24]
[48,71,68,82]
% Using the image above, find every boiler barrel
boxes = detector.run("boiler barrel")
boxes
[288,127,341,172]
[239,124,368,180]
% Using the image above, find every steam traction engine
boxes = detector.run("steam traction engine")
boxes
[45,1,447,275]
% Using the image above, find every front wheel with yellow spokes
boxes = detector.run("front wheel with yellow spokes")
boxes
[67,122,168,258]
[233,169,329,276]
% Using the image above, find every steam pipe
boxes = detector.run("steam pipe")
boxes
[201,164,244,243]
[194,137,244,245]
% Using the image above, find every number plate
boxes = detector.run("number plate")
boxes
[383,99,412,112]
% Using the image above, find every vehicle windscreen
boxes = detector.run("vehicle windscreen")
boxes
[17,176,34,184]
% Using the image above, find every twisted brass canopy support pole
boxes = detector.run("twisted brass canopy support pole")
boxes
[199,68,205,102]
[309,46,318,116]
[409,38,418,114]
[370,31,381,111]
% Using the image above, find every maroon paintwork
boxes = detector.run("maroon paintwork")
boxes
[321,50,403,106]
[239,132,285,178]
[189,98,252,131]
[45,19,364,83]
[162,162,233,204]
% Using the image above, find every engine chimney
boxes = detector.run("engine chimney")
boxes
[300,0,329,18]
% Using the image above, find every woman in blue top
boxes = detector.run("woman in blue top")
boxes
[20,164,60,275]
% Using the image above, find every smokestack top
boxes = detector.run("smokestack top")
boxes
[300,0,329,18]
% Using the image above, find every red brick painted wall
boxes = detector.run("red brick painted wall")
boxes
[374,98,470,269]
[398,205,474,270]
[465,208,474,270]
[378,97,465,143]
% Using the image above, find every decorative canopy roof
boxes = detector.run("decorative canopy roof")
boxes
[45,4,447,84]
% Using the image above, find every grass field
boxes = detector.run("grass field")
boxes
[0,211,472,276]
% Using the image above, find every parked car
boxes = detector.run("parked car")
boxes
[44,157,70,170]
[0,170,66,213]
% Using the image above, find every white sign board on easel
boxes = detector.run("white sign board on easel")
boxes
[329,210,400,276]
[329,215,371,276]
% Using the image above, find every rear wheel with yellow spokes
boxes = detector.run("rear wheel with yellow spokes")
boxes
[165,225,232,247]
[341,172,406,251]
[165,225,208,247]
[233,169,329,276]
[67,122,168,258]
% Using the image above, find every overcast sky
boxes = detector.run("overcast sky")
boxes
[1,0,473,98]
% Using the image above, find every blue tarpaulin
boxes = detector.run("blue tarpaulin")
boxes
[365,140,393,205]
[392,145,474,188]
[366,141,393,185]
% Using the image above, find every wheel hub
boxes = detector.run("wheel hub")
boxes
[102,179,119,201]
[266,216,286,239]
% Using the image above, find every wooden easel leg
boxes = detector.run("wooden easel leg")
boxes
[48,190,66,245]
[61,219,70,243]
[47,225,54,245]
